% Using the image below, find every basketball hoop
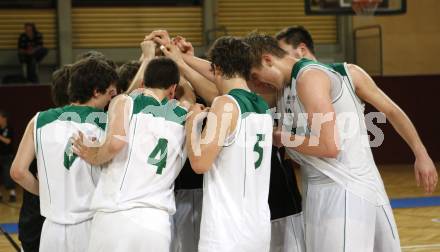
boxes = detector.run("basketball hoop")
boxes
[352,0,382,16]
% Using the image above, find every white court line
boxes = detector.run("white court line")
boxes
[402,244,440,251]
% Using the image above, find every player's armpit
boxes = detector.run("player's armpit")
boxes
[176,77,196,109]
[186,96,239,174]
[10,117,39,195]
[181,63,219,106]
[293,69,340,158]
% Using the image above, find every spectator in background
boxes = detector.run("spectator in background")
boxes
[18,23,48,83]
[0,109,16,202]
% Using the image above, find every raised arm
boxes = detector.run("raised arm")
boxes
[73,95,130,165]
[161,44,219,105]
[349,64,438,193]
[10,118,39,195]
[181,54,216,83]
[125,40,156,94]
[185,96,239,174]
[275,69,340,158]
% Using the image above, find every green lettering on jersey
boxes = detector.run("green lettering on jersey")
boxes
[148,138,168,174]
[63,139,77,170]
[254,134,265,169]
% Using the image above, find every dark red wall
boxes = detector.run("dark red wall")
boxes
[0,75,439,164]
[367,75,440,164]
[0,84,54,152]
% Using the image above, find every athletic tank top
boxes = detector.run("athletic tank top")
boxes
[199,89,272,251]
[91,95,187,214]
[35,105,105,224]
[277,58,389,206]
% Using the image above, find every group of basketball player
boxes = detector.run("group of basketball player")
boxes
[9,26,438,252]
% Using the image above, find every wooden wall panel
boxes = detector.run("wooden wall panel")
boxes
[71,7,203,48]
[217,0,337,43]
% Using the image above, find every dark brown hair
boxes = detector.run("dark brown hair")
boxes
[244,32,287,68]
[51,65,71,107]
[144,57,180,89]
[69,58,118,103]
[275,26,315,54]
[207,36,252,80]
[117,60,141,93]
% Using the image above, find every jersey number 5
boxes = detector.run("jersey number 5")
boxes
[148,138,168,174]
[253,134,265,169]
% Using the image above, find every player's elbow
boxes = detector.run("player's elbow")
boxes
[321,142,340,158]
[189,159,210,174]
[10,164,25,182]
[108,140,126,156]
[324,147,340,158]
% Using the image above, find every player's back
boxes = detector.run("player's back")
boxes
[91,95,187,214]
[199,89,273,252]
[35,105,105,224]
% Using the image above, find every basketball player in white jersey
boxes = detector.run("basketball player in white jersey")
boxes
[243,33,437,251]
[157,30,305,252]
[73,54,195,251]
[10,57,118,252]
[179,36,273,252]
[275,25,439,250]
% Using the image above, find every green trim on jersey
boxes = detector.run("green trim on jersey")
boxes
[36,105,106,130]
[228,89,269,116]
[328,63,348,77]
[132,95,187,125]
[291,58,334,80]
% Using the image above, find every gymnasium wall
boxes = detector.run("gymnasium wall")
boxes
[216,0,337,44]
[1,75,439,164]
[353,0,440,76]
[0,0,340,67]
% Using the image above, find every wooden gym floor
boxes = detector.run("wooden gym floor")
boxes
[1,163,439,252]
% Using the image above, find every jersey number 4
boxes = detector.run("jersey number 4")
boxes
[253,134,265,169]
[148,138,168,174]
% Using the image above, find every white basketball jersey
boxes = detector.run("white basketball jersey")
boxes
[277,58,389,206]
[34,105,106,224]
[91,95,187,215]
[199,89,273,251]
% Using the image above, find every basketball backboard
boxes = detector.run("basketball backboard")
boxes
[305,0,406,15]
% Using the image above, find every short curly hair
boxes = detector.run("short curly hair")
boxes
[207,36,252,80]
[69,58,118,103]
[244,32,287,68]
